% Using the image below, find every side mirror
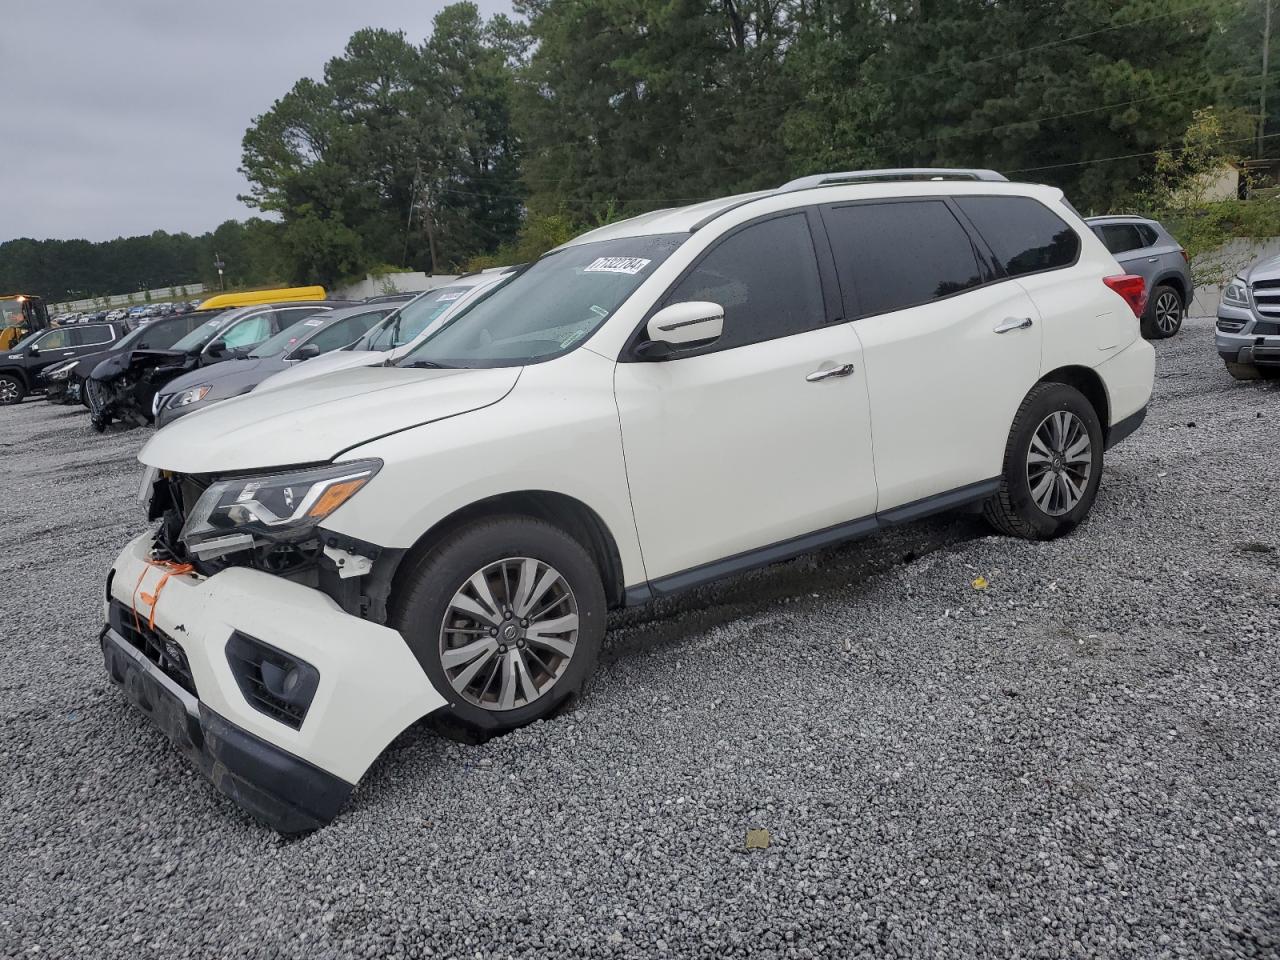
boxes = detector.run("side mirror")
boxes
[640,301,724,359]
[205,339,226,357]
[294,343,320,361]
[27,345,39,356]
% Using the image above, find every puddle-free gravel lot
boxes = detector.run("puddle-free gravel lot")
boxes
[1,316,1278,959]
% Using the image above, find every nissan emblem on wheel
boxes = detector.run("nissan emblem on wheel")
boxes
[101,167,1155,832]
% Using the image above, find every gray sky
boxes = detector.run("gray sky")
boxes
[1,0,510,243]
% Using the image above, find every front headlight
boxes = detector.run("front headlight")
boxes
[1222,280,1250,307]
[179,460,381,559]
[168,384,211,409]
[45,360,77,380]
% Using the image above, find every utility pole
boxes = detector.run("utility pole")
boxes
[1262,0,1273,159]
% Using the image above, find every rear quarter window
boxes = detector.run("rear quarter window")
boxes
[956,196,1081,277]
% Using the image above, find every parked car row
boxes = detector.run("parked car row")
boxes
[52,300,201,330]
[97,168,1169,834]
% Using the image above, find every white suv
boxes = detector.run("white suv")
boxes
[102,169,1155,831]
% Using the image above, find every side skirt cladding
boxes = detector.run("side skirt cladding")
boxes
[627,477,1001,604]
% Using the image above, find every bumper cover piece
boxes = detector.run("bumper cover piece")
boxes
[101,626,352,833]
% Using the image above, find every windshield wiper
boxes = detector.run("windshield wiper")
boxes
[405,360,455,369]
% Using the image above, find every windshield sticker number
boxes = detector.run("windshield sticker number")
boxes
[583,257,651,275]
[436,292,463,301]
[303,318,325,326]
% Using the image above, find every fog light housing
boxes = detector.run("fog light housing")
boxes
[225,632,320,730]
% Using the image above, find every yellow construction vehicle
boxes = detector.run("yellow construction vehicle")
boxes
[0,294,50,350]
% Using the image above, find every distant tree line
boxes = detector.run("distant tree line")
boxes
[7,0,1280,298]
[0,219,283,303]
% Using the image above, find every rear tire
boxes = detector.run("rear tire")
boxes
[1141,283,1183,339]
[390,515,606,743]
[984,382,1104,540]
[0,374,26,405]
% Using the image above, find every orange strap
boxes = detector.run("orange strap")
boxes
[131,557,195,632]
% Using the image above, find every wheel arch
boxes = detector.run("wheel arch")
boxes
[1150,271,1189,305]
[1038,364,1110,434]
[391,490,628,610]
[0,366,30,389]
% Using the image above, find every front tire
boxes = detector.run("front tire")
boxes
[0,374,26,405]
[984,382,1104,540]
[391,515,606,742]
[1142,284,1183,339]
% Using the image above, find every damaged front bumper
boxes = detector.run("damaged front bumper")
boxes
[102,530,447,831]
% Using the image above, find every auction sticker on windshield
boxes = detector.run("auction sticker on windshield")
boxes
[583,257,651,275]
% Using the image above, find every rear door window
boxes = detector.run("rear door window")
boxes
[822,200,983,317]
[955,196,1080,277]
[1093,223,1146,255]
[661,212,825,351]
[74,326,116,347]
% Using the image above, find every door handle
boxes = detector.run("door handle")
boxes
[806,363,856,382]
[1147,256,1159,262]
[993,316,1033,334]
[62,351,76,356]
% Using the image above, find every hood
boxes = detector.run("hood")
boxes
[1244,255,1280,284]
[90,349,189,382]
[254,348,389,394]
[139,363,522,473]
[162,357,288,398]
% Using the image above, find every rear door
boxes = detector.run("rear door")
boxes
[820,197,1044,511]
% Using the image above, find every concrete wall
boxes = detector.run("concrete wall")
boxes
[1189,237,1280,315]
[334,272,460,301]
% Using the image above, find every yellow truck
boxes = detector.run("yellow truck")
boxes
[0,295,49,350]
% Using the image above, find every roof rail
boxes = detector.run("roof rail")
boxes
[778,168,1008,192]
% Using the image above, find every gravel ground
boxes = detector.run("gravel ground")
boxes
[1,315,1278,959]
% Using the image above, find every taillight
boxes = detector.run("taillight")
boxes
[1103,274,1147,318]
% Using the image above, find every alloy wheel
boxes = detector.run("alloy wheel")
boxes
[1026,410,1092,517]
[1154,290,1181,335]
[439,557,579,711]
[0,379,19,404]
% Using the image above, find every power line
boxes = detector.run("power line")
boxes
[1005,130,1280,175]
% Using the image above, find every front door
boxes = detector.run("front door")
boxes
[614,211,878,584]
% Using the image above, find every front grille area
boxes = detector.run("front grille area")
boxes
[1250,280,1280,317]
[109,600,197,696]
[1253,320,1280,336]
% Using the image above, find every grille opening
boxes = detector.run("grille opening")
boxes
[109,601,196,696]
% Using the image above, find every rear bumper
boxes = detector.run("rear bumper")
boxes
[101,625,351,833]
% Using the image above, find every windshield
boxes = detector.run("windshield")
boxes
[359,285,475,352]
[114,315,192,351]
[249,314,327,358]
[170,313,232,352]
[399,236,684,368]
[1,300,27,327]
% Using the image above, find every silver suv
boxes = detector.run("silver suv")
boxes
[1215,255,1280,380]
[1086,215,1191,339]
